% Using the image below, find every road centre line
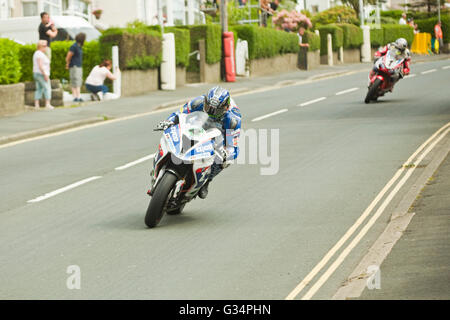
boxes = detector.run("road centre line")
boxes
[443,65,450,70]
[298,97,327,107]
[115,154,156,171]
[251,109,288,122]
[285,121,450,300]
[27,176,102,203]
[404,74,416,79]
[335,88,359,96]
[300,125,450,300]
[421,69,437,74]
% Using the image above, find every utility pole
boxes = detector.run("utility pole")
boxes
[438,0,441,22]
[157,0,164,33]
[221,0,228,33]
[359,0,364,26]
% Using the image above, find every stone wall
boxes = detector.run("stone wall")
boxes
[24,80,63,106]
[298,48,320,70]
[176,67,186,87]
[121,69,159,97]
[249,53,298,77]
[342,48,361,63]
[0,83,25,117]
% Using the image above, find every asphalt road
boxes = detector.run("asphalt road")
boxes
[0,59,449,299]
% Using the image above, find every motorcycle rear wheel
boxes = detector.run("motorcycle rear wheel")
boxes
[365,78,382,104]
[145,172,178,228]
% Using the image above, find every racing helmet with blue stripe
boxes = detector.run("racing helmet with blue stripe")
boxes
[204,86,230,120]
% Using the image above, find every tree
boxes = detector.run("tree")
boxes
[340,0,377,16]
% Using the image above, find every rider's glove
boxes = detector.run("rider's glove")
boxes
[156,120,174,131]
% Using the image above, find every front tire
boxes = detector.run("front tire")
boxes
[145,172,178,228]
[365,78,382,104]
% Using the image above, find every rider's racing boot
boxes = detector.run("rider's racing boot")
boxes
[198,181,210,199]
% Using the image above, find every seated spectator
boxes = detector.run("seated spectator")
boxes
[84,60,120,101]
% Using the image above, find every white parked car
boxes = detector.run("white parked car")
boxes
[0,15,101,44]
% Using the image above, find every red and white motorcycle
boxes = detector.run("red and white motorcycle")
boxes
[365,48,406,104]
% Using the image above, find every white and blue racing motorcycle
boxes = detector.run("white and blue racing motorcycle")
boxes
[145,112,224,228]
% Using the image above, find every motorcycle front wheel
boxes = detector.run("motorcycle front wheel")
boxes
[145,171,178,228]
[365,78,382,104]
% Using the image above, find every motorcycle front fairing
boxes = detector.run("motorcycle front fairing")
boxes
[369,49,405,90]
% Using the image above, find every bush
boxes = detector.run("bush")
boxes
[370,28,384,48]
[232,25,299,60]
[50,41,72,81]
[165,27,190,68]
[416,15,450,43]
[312,5,359,27]
[382,24,414,46]
[380,10,403,21]
[337,23,363,49]
[0,39,22,85]
[99,27,162,70]
[82,40,100,81]
[303,30,320,51]
[180,24,222,72]
[316,24,344,55]
[18,44,36,82]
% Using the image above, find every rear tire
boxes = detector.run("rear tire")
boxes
[145,172,178,228]
[365,78,382,104]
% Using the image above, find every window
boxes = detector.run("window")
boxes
[22,0,38,16]
[43,0,62,15]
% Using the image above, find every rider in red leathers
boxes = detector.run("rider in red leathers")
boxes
[373,38,411,87]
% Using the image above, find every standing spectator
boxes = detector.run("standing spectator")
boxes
[38,12,58,60]
[434,21,444,54]
[65,33,86,102]
[33,40,53,110]
[85,60,120,101]
[399,13,407,25]
[297,27,309,48]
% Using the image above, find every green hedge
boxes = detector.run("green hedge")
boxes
[317,24,344,56]
[231,25,298,60]
[0,39,22,85]
[382,24,414,46]
[49,41,72,81]
[18,44,36,82]
[165,27,190,68]
[99,27,162,70]
[337,23,363,49]
[16,41,99,82]
[416,15,450,43]
[180,24,222,72]
[370,28,384,48]
[303,30,320,52]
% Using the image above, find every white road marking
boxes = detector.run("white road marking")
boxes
[285,121,450,300]
[404,74,416,79]
[335,87,359,96]
[298,97,327,107]
[443,65,450,70]
[421,69,437,74]
[251,109,288,122]
[300,126,450,300]
[115,154,156,171]
[27,176,102,203]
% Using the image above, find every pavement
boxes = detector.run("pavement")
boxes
[358,150,450,300]
[0,54,449,300]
